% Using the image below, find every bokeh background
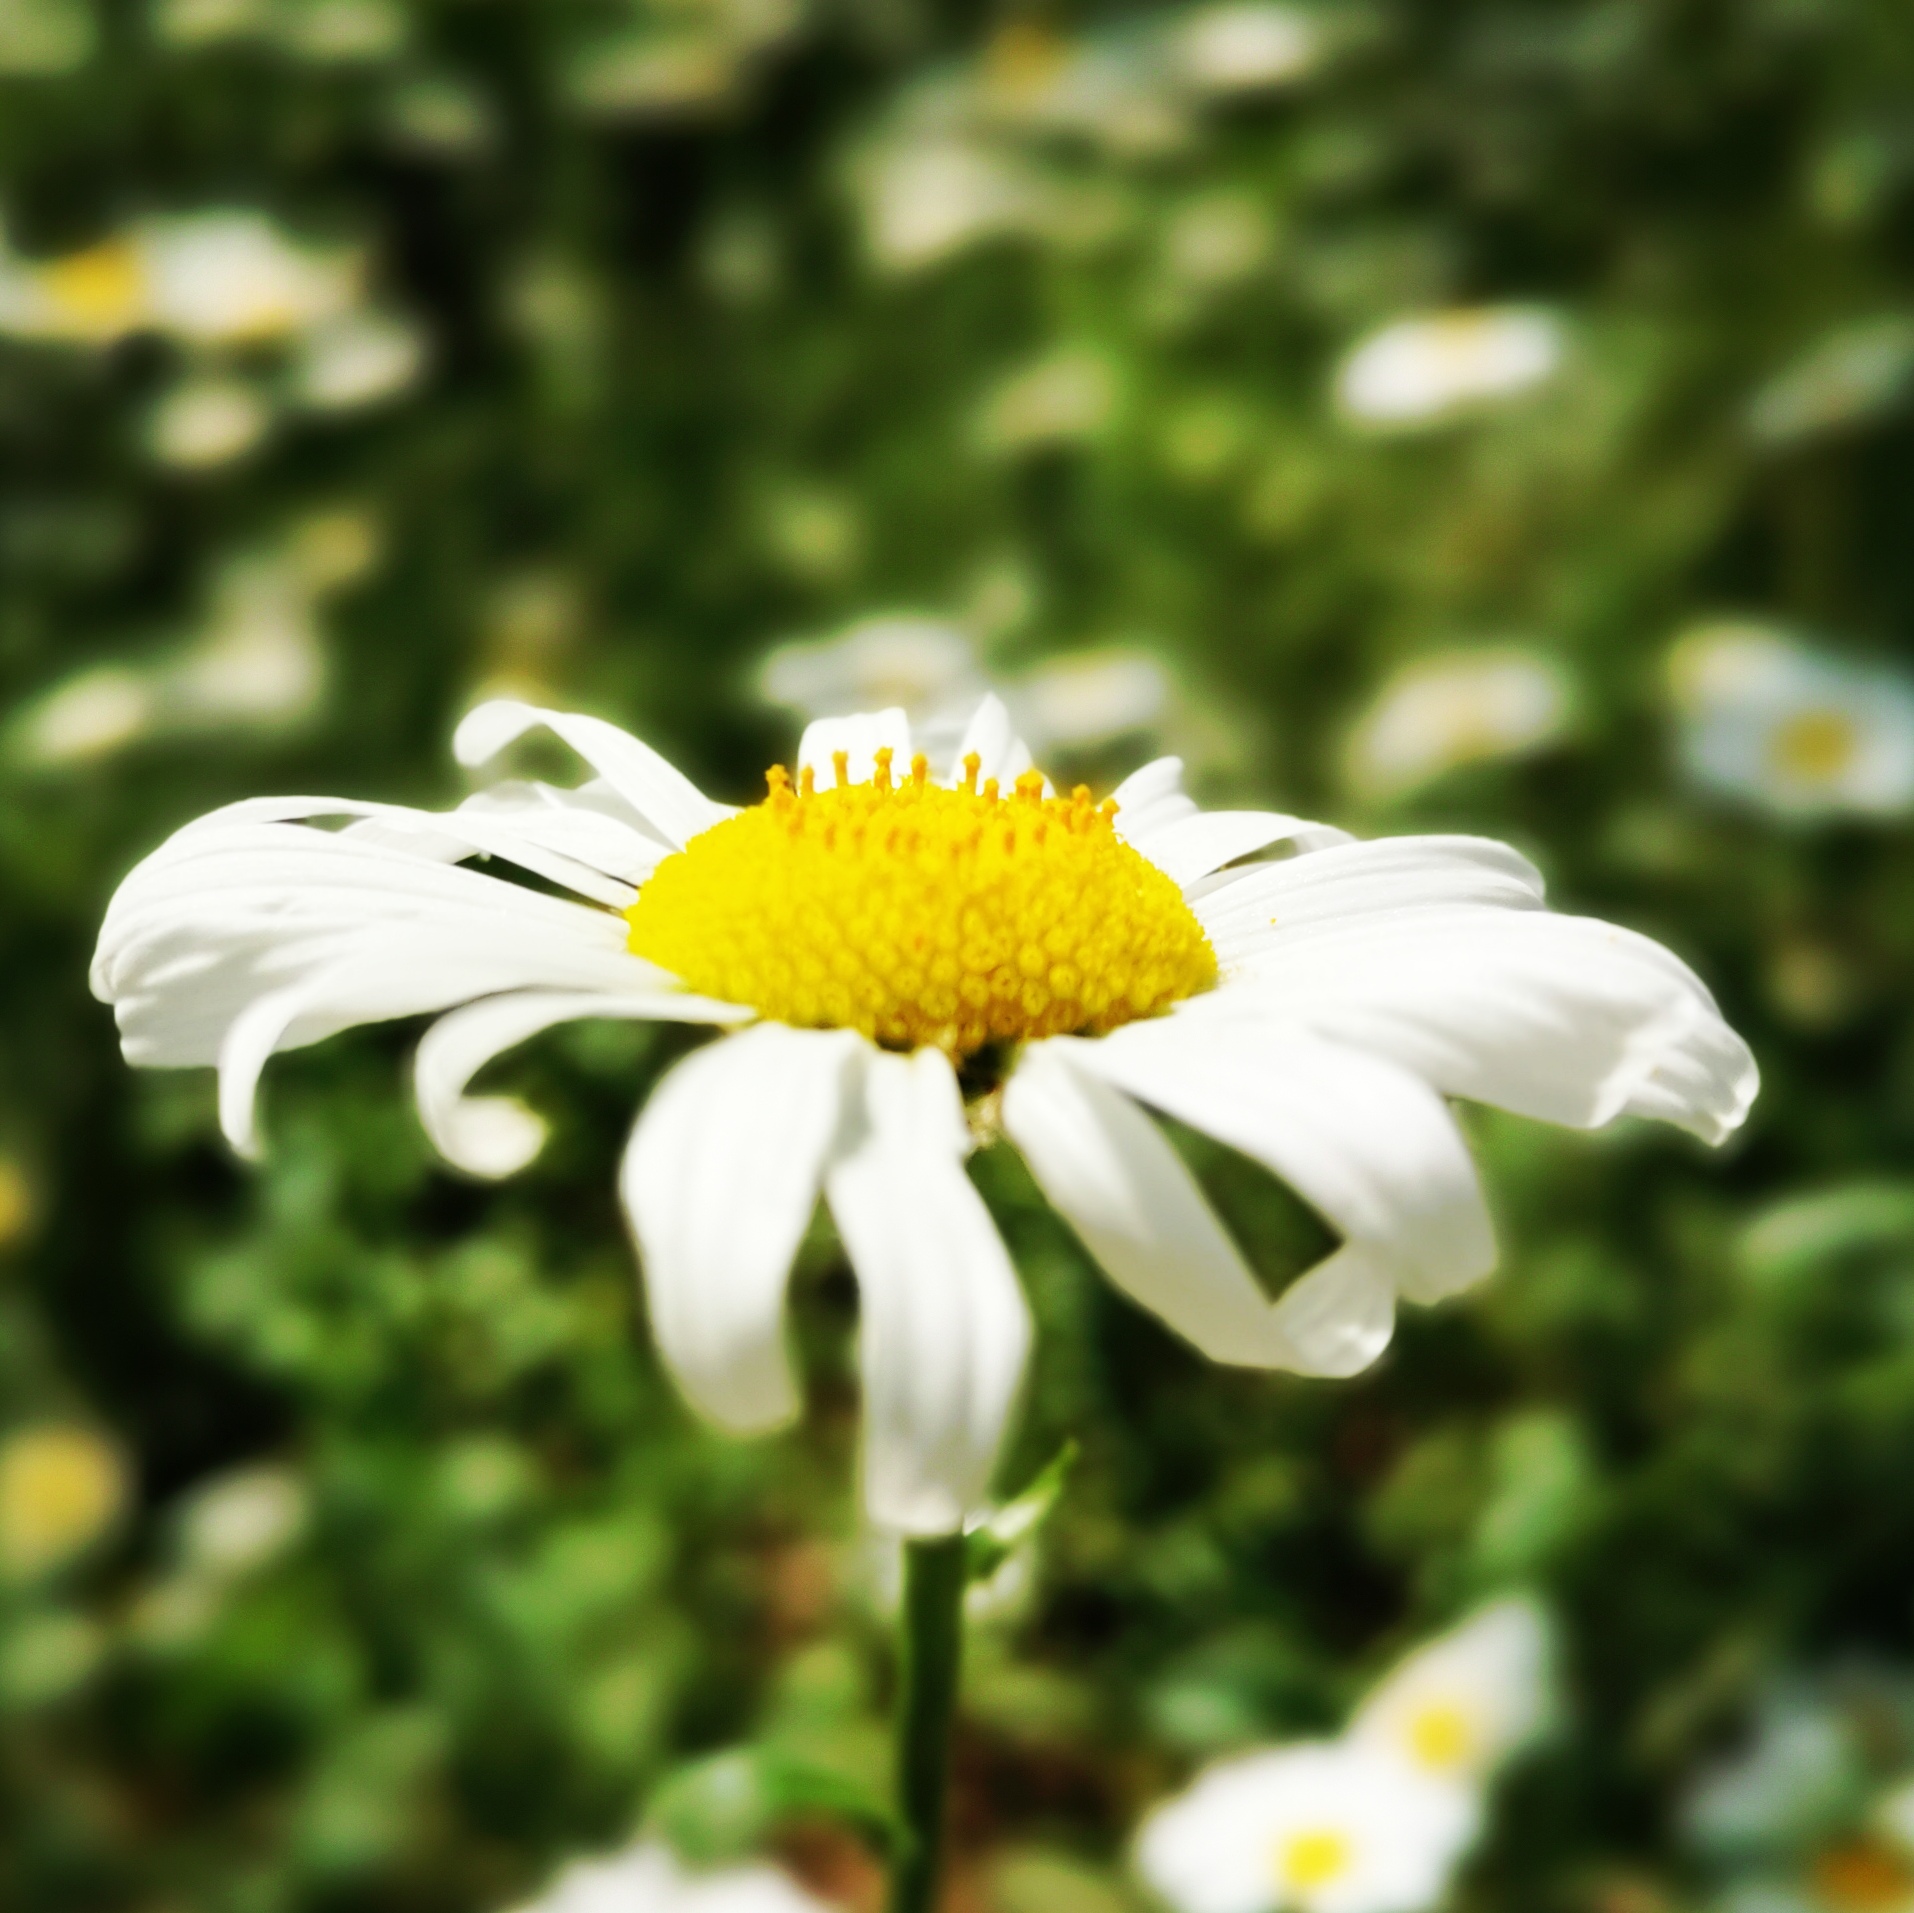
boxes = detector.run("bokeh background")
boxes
[4,0,1914,1909]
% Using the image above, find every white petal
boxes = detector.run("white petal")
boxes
[1211,908,1757,1144]
[1265,1244,1398,1376]
[1109,755,1199,844]
[1192,834,1547,971]
[796,708,914,789]
[825,1049,1031,1535]
[416,988,750,1177]
[950,692,1035,787]
[1139,808,1353,887]
[1078,1018,1497,1305]
[622,1024,865,1434]
[92,814,711,1155]
[1001,1043,1304,1367]
[454,699,727,847]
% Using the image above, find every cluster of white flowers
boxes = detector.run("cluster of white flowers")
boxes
[1334,309,1566,431]
[853,7,1320,274]
[1136,1600,1554,1913]
[0,209,427,468]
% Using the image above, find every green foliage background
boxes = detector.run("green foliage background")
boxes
[2,1,1914,1909]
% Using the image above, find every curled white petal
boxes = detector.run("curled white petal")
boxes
[1002,1043,1303,1368]
[416,988,750,1177]
[623,1024,866,1434]
[826,1049,1031,1535]
[1142,808,1353,887]
[1212,908,1758,1144]
[1077,1017,1497,1306]
[454,698,727,847]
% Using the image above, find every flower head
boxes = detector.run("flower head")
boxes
[1336,308,1564,430]
[513,1841,832,1913]
[1344,650,1573,802]
[92,698,1755,1534]
[1346,1598,1555,1787]
[1668,621,1914,820]
[1136,1742,1481,1913]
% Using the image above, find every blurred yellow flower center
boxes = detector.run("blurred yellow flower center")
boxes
[1771,708,1859,784]
[42,240,143,331]
[1277,1829,1353,1893]
[1407,1701,1474,1771]
[626,749,1215,1055]
[1813,1845,1913,1913]
[0,1426,127,1579]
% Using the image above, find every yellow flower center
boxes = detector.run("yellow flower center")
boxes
[1407,1701,1475,1772]
[626,749,1215,1056]
[1771,708,1859,785]
[41,240,144,334]
[1278,1829,1353,1894]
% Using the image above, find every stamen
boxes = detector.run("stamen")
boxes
[832,749,849,790]
[959,752,981,794]
[910,753,929,789]
[873,746,894,791]
[799,765,816,797]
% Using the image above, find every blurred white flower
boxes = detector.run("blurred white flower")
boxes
[13,545,329,766]
[977,347,1117,453]
[1161,193,1275,293]
[760,618,1169,767]
[760,617,986,738]
[290,309,427,410]
[978,23,1190,157]
[177,1463,309,1579]
[385,75,500,159]
[167,553,326,726]
[513,1840,834,1913]
[139,210,360,345]
[1173,3,1317,95]
[1669,621,1914,820]
[1877,1776,1914,1858]
[859,138,1043,273]
[1336,308,1564,430]
[1344,650,1573,801]
[1347,1598,1556,1788]
[1747,315,1914,448]
[1136,1742,1481,1913]
[0,0,96,73]
[0,1424,130,1581]
[152,0,272,47]
[144,374,274,469]
[14,665,158,763]
[273,0,406,63]
[287,505,383,594]
[0,210,362,348]
[1013,650,1169,750]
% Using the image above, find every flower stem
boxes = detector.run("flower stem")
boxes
[886,1533,968,1913]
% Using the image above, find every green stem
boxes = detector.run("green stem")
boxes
[886,1534,968,1913]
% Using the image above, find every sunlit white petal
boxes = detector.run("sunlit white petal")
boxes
[625,1025,866,1434]
[826,1049,1032,1535]
[796,707,915,790]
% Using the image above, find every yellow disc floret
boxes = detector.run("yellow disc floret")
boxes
[627,748,1216,1055]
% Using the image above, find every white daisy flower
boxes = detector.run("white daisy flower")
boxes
[1669,620,1914,820]
[1343,650,1573,802]
[1135,1741,1480,1913]
[513,1840,833,1913]
[1335,308,1564,430]
[1345,1598,1554,1788]
[0,209,359,348]
[91,698,1755,1535]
